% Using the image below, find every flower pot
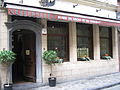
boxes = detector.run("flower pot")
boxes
[4,83,13,90]
[48,77,56,87]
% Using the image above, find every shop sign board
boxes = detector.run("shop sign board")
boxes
[7,8,120,27]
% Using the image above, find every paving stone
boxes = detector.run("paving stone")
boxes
[13,72,120,90]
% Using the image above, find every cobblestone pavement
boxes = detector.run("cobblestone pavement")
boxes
[14,72,120,90]
[102,84,120,90]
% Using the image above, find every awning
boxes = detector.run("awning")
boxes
[5,3,120,27]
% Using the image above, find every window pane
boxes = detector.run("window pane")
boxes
[48,36,67,58]
[47,21,69,61]
[100,27,109,38]
[77,23,93,60]
[47,21,67,34]
[77,24,91,36]
[100,26,112,57]
[100,39,110,56]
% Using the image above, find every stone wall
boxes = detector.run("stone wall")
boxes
[42,59,119,83]
[42,21,119,84]
[0,9,9,89]
[0,9,8,50]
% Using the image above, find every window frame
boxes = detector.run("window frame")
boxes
[47,21,69,62]
[99,26,112,58]
[76,23,93,60]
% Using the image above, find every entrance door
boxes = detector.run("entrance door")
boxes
[12,30,36,83]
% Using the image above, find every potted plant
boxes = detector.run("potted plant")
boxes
[78,55,91,61]
[102,54,111,60]
[0,50,16,90]
[42,50,63,87]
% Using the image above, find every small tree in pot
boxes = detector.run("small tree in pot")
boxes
[42,50,63,87]
[0,50,16,90]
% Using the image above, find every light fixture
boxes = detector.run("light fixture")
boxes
[52,25,54,28]
[19,0,23,4]
[17,29,21,31]
[39,0,48,7]
[96,9,101,12]
[73,4,78,8]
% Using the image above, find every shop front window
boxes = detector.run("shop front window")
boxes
[77,23,93,61]
[100,26,112,58]
[47,21,69,62]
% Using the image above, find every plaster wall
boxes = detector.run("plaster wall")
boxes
[0,9,9,50]
[43,59,119,83]
[4,0,117,19]
[0,9,9,89]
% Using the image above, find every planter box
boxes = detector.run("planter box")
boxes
[48,77,56,87]
[4,83,13,90]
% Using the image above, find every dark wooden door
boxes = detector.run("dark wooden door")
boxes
[23,32,36,82]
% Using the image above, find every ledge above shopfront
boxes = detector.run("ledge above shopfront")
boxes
[4,3,120,27]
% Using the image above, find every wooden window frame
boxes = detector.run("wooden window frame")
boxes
[100,27,112,58]
[76,23,93,60]
[47,21,69,62]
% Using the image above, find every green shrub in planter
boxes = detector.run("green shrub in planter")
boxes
[43,50,57,65]
[102,56,111,60]
[42,50,63,87]
[78,57,91,61]
[43,50,63,65]
[0,50,16,89]
[0,50,16,64]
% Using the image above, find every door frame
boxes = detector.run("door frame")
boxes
[6,20,42,83]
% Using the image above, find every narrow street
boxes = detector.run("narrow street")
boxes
[13,72,120,90]
[102,84,120,90]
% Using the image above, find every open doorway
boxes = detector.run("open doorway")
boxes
[12,29,36,83]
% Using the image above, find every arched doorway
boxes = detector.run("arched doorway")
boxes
[6,20,42,83]
[12,30,36,83]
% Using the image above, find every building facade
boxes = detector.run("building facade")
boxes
[0,0,120,89]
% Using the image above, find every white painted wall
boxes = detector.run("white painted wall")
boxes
[4,0,117,19]
[97,0,117,5]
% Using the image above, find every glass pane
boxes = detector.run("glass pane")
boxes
[100,27,110,38]
[47,21,69,61]
[77,24,91,36]
[77,23,93,59]
[100,26,112,57]
[100,39,110,56]
[77,37,91,58]
[48,36,67,58]
[47,21,67,34]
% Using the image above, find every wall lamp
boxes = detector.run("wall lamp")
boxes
[96,9,101,12]
[73,4,78,8]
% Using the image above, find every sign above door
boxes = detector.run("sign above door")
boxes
[6,4,120,27]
